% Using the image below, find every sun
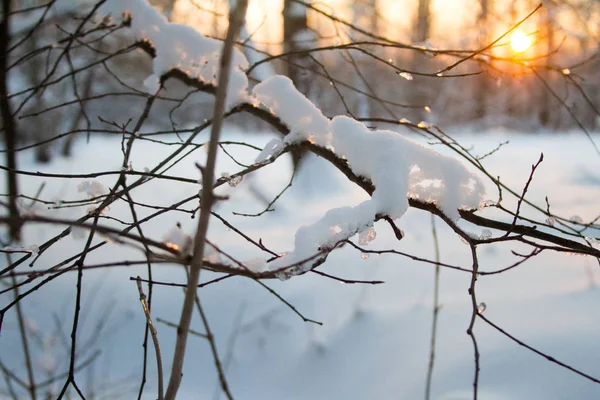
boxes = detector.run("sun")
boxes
[509,29,532,53]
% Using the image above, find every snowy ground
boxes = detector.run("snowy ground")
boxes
[1,128,599,399]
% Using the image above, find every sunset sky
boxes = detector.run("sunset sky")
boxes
[164,0,597,56]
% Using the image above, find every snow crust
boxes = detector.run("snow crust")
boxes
[100,0,249,107]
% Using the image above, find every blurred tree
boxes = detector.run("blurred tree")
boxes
[476,0,492,121]
[538,3,555,127]
[410,0,431,122]
[283,0,310,94]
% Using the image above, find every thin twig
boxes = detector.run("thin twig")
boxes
[135,277,164,400]
[424,214,441,400]
[478,313,600,384]
[164,2,248,398]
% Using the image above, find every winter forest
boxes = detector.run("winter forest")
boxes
[1,0,599,399]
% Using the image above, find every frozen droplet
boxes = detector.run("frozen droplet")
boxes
[545,216,556,226]
[358,227,377,246]
[436,72,443,77]
[477,302,486,314]
[417,121,431,129]
[388,58,393,64]
[360,253,370,260]
[562,68,570,76]
[424,106,431,113]
[399,118,410,124]
[570,215,583,224]
[228,175,243,187]
[481,199,496,208]
[479,229,492,240]
[398,72,413,81]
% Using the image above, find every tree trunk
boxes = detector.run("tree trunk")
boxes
[538,6,554,127]
[475,0,491,121]
[283,0,310,94]
[0,0,22,241]
[283,0,311,168]
[410,0,431,122]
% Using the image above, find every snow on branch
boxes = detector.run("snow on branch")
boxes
[99,0,249,108]
[96,0,485,278]
[252,76,486,277]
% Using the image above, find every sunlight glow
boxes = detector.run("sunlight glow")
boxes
[509,29,532,53]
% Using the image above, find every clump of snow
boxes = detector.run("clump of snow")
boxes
[3,244,40,258]
[252,76,485,278]
[398,72,413,81]
[203,243,222,264]
[162,225,224,264]
[143,74,161,93]
[252,76,330,145]
[162,225,193,254]
[255,138,285,163]
[220,172,243,187]
[100,0,249,108]
[244,258,267,273]
[77,180,107,198]
[479,229,492,240]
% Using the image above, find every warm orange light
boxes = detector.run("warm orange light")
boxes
[165,243,180,251]
[509,30,532,53]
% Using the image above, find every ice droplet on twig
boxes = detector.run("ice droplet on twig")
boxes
[570,215,583,224]
[479,229,492,240]
[228,175,243,187]
[358,226,377,246]
[360,253,370,260]
[477,302,487,314]
[398,72,413,81]
[481,199,496,208]
[545,216,556,226]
